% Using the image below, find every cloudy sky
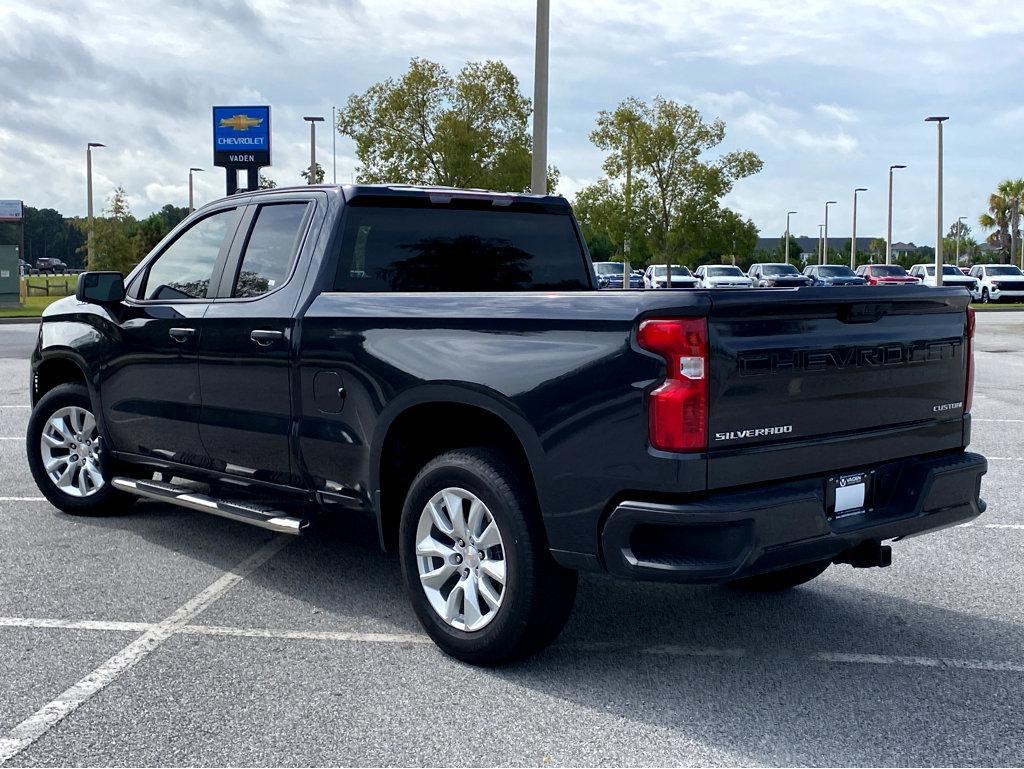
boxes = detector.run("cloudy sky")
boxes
[3,0,1023,245]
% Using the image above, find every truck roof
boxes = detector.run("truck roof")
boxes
[244,183,570,210]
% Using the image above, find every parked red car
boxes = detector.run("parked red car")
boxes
[855,264,920,285]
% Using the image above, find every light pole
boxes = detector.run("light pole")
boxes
[818,224,824,263]
[851,188,867,269]
[332,106,337,184]
[956,215,967,264]
[785,211,797,264]
[303,116,325,185]
[885,164,906,265]
[926,116,949,285]
[531,0,550,194]
[188,167,203,213]
[86,142,105,267]
[822,200,836,264]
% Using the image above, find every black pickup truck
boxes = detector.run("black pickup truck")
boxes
[26,184,986,664]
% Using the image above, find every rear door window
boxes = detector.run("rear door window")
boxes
[333,206,589,291]
[231,202,310,298]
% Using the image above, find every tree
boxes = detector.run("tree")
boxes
[134,213,167,260]
[300,162,325,184]
[572,177,657,266]
[158,204,188,231]
[258,173,277,189]
[86,188,137,272]
[588,96,763,267]
[338,57,557,192]
[868,237,888,261]
[945,219,978,264]
[978,179,1024,265]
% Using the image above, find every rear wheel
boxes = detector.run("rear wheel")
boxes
[981,288,991,304]
[399,448,577,665]
[26,383,134,516]
[727,559,831,592]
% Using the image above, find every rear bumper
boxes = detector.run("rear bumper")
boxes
[601,450,986,583]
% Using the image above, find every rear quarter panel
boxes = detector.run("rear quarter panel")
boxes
[296,290,710,554]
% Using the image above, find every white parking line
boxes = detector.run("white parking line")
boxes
[0,617,152,633]
[959,522,1024,531]
[0,615,1020,676]
[985,457,1024,461]
[0,497,46,502]
[0,536,290,766]
[0,437,22,441]
[973,418,1024,423]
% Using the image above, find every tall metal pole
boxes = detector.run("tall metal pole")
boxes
[823,201,836,264]
[188,167,203,213]
[785,211,796,264]
[927,117,948,286]
[531,0,550,194]
[303,116,324,185]
[851,188,867,269]
[85,142,104,268]
[818,224,824,263]
[886,164,906,265]
[332,106,337,184]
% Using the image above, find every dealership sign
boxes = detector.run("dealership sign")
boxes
[0,200,23,221]
[212,106,271,168]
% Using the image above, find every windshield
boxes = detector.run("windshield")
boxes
[872,265,907,276]
[652,265,690,276]
[819,265,856,277]
[942,265,963,276]
[762,264,800,275]
[987,265,1023,276]
[706,266,744,277]
[593,262,623,275]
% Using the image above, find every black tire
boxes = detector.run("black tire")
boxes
[399,448,577,666]
[26,383,134,516]
[727,559,831,592]
[981,288,990,304]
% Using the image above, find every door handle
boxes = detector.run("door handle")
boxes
[250,329,285,346]
[168,327,195,343]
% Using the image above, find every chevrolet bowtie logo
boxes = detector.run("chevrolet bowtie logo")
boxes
[219,114,263,131]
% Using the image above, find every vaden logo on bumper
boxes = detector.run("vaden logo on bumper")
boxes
[714,424,793,442]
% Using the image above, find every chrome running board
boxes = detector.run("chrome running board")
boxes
[112,477,308,535]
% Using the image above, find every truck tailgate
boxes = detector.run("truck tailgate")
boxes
[705,287,971,489]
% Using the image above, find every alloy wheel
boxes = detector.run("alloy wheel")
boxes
[39,405,104,497]
[415,487,507,632]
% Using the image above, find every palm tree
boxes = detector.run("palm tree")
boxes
[998,178,1024,267]
[979,192,1010,262]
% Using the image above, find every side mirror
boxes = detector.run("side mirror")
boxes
[76,272,126,303]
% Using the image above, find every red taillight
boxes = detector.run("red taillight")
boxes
[965,306,976,412]
[637,318,709,452]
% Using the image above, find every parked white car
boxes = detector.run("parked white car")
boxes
[908,264,981,300]
[642,264,700,289]
[695,264,754,289]
[968,264,1024,303]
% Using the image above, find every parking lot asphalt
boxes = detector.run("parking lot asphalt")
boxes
[0,313,1022,766]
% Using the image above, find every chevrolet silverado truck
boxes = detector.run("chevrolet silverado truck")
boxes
[26,184,986,665]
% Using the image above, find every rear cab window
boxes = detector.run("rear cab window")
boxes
[332,203,591,292]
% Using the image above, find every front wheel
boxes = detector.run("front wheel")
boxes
[399,448,577,666]
[26,383,134,516]
[981,288,990,304]
[727,559,831,592]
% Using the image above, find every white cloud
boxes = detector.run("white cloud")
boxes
[814,104,859,123]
